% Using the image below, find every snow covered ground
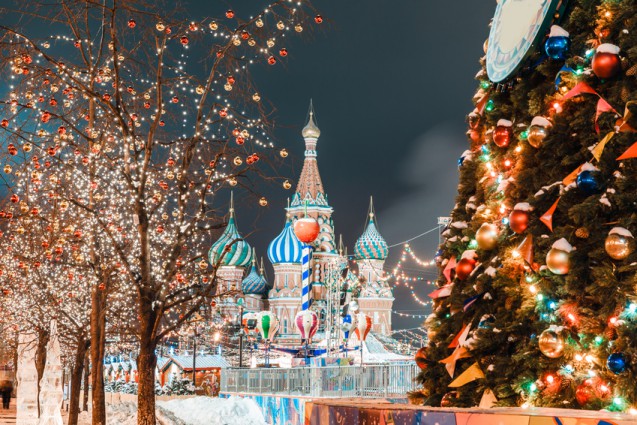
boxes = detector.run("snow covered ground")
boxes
[76,396,267,425]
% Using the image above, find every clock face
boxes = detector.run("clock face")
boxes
[486,0,566,83]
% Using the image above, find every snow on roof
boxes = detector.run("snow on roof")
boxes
[164,354,231,371]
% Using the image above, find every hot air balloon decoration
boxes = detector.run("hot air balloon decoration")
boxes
[354,313,372,364]
[295,310,319,364]
[257,311,279,367]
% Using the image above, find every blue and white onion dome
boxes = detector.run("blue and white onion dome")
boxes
[354,212,389,260]
[208,203,253,267]
[268,220,304,264]
[242,250,268,295]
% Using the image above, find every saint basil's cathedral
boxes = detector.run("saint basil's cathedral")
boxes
[208,102,394,344]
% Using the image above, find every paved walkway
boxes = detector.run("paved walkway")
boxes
[0,400,16,424]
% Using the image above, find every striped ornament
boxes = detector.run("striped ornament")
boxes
[295,310,318,341]
[267,221,304,264]
[301,246,312,310]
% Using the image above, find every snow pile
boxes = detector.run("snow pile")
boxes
[531,116,552,127]
[497,119,512,127]
[77,403,138,425]
[552,238,573,253]
[597,43,620,54]
[158,396,267,425]
[549,25,569,38]
[609,227,633,238]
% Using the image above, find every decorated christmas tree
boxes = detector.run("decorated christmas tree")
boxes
[417,0,637,411]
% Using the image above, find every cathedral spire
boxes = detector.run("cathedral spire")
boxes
[294,99,326,205]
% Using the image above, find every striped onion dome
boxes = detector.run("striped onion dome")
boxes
[242,252,268,295]
[354,212,389,261]
[268,221,304,264]
[208,202,253,267]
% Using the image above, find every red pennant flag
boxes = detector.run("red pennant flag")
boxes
[448,324,468,349]
[476,94,490,115]
[618,141,637,160]
[595,97,618,133]
[429,284,453,300]
[443,256,456,283]
[563,82,598,100]
[516,235,535,270]
[540,197,561,232]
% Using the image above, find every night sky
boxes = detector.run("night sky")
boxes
[191,0,495,330]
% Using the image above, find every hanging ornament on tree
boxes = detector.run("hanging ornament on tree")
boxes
[493,119,513,148]
[527,116,551,148]
[604,227,634,260]
[575,377,611,406]
[546,238,572,275]
[415,347,428,370]
[607,352,628,374]
[544,26,570,60]
[475,223,498,250]
[455,250,477,280]
[508,203,531,234]
[440,391,459,407]
[592,44,622,79]
[538,327,565,358]
[576,164,603,195]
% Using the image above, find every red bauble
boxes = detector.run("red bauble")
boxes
[440,391,458,407]
[455,258,476,280]
[493,125,512,148]
[415,347,428,370]
[508,209,529,234]
[575,377,611,406]
[293,217,320,243]
[592,52,621,79]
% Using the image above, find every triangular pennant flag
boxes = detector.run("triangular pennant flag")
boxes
[563,164,584,186]
[479,389,498,408]
[516,235,534,269]
[440,346,471,377]
[429,284,453,300]
[448,362,485,387]
[617,141,637,160]
[540,197,561,232]
[463,294,481,312]
[448,324,468,348]
[476,94,490,115]
[595,98,618,133]
[562,81,598,100]
[591,132,615,161]
[443,256,456,283]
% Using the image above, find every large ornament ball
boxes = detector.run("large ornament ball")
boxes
[545,36,570,60]
[592,52,622,79]
[575,380,596,406]
[455,258,476,281]
[293,217,320,243]
[607,352,628,374]
[546,248,570,275]
[440,391,459,408]
[527,125,548,148]
[415,347,428,370]
[604,232,634,261]
[538,329,565,358]
[508,209,529,234]
[476,223,498,250]
[493,125,512,148]
[576,170,603,196]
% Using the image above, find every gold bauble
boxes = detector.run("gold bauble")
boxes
[546,248,570,275]
[233,156,243,166]
[156,22,166,32]
[294,24,303,33]
[255,18,264,28]
[276,21,285,30]
[196,85,205,95]
[224,83,233,91]
[605,231,634,260]
[475,223,498,250]
[259,197,268,207]
[198,260,208,270]
[283,180,292,190]
[538,329,564,358]
[279,148,288,158]
[228,177,237,186]
[527,125,548,148]
[3,165,12,174]
[252,93,261,102]
[209,22,218,31]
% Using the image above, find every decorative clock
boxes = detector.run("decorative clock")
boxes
[486,0,568,83]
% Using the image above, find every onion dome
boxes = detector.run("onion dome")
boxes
[268,220,304,264]
[301,100,321,139]
[354,198,389,261]
[242,250,268,295]
[208,194,253,267]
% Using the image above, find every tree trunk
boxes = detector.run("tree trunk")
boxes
[82,349,90,412]
[136,304,158,425]
[35,328,49,416]
[90,288,107,425]
[68,340,88,425]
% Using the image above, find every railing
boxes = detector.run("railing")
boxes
[221,362,419,398]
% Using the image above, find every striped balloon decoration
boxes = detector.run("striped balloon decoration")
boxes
[295,310,318,341]
[257,311,279,341]
[354,313,372,342]
[341,314,355,341]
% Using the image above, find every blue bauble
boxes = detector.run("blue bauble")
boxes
[576,170,603,195]
[607,352,628,374]
[545,36,570,60]
[458,155,466,167]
